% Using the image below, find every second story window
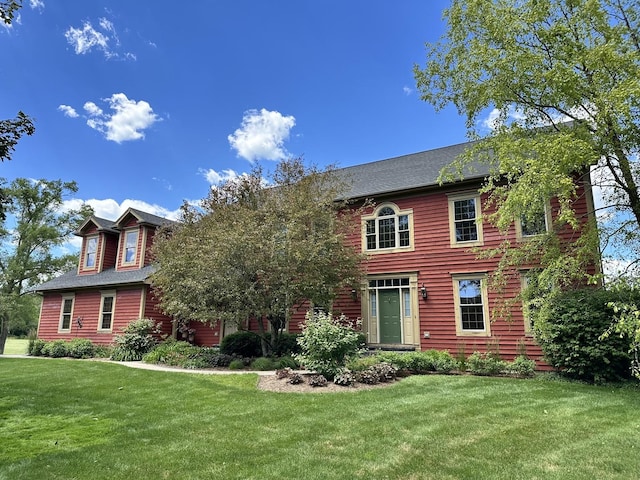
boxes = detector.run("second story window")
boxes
[123,230,138,264]
[85,237,98,268]
[518,204,549,239]
[363,204,414,253]
[448,193,484,247]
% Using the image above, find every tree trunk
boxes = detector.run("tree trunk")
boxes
[0,312,9,354]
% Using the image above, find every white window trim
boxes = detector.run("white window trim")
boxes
[515,202,552,240]
[98,290,116,332]
[447,192,484,248]
[361,203,415,254]
[84,236,99,269]
[58,294,75,333]
[122,229,139,266]
[452,273,491,337]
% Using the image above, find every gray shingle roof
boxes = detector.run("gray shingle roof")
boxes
[118,208,176,228]
[337,141,488,200]
[34,265,156,293]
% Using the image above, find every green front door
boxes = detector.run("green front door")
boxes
[379,289,401,344]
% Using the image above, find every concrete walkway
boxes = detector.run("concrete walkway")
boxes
[0,354,276,376]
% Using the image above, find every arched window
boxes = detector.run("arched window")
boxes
[364,204,413,252]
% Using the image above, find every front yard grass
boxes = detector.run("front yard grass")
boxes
[2,338,28,355]
[1,358,639,480]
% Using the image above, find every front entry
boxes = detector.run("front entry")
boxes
[379,289,402,344]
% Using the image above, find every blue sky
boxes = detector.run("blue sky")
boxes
[2,1,483,239]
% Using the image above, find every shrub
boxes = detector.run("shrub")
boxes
[111,318,160,361]
[94,344,113,358]
[250,357,276,371]
[228,359,245,370]
[295,310,365,379]
[208,353,235,367]
[534,288,636,383]
[466,351,507,376]
[346,355,381,372]
[371,362,398,382]
[403,351,434,374]
[29,339,47,356]
[274,355,298,369]
[46,340,69,358]
[431,350,458,373]
[308,374,328,387]
[288,373,304,384]
[67,338,96,359]
[142,341,194,365]
[374,351,408,370]
[220,331,262,358]
[276,368,293,379]
[333,369,357,386]
[270,332,301,356]
[507,355,536,377]
[355,368,379,385]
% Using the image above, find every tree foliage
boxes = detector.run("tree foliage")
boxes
[152,158,365,355]
[415,0,639,282]
[0,178,92,353]
[0,0,22,25]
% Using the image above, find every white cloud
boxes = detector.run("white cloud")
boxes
[403,86,413,96]
[29,0,45,10]
[83,93,160,143]
[64,17,134,60]
[65,21,110,56]
[228,108,296,162]
[57,105,79,118]
[199,168,243,185]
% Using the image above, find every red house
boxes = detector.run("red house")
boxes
[35,208,176,344]
[35,141,596,363]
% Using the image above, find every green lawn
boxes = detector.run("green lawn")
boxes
[3,338,28,354]
[1,358,638,480]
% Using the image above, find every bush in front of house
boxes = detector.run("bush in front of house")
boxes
[466,351,508,376]
[506,355,537,377]
[250,357,276,371]
[28,338,47,356]
[534,288,636,383]
[111,318,161,361]
[295,310,366,380]
[66,338,96,359]
[220,331,262,358]
[44,339,69,358]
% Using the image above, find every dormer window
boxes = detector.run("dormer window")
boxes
[363,203,414,253]
[123,230,139,265]
[84,236,98,268]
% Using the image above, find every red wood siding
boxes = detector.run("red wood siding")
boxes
[37,287,173,345]
[141,286,174,339]
[144,228,155,266]
[340,178,596,363]
[102,234,118,270]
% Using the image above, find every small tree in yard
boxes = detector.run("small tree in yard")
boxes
[152,158,365,356]
[295,310,366,380]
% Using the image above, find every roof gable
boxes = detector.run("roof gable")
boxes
[114,207,175,229]
[75,216,119,236]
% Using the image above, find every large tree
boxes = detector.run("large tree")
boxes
[1,0,36,223]
[0,178,91,353]
[152,158,365,356]
[414,0,640,372]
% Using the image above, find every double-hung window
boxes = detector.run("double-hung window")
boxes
[59,295,75,332]
[517,203,550,239]
[98,291,115,331]
[123,230,138,265]
[363,204,413,253]
[448,193,483,247]
[85,236,98,268]
[452,274,490,336]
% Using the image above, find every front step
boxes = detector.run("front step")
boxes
[367,343,418,352]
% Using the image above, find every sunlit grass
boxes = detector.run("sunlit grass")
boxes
[3,338,28,354]
[1,358,639,480]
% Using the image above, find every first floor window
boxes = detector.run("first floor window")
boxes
[453,275,490,336]
[99,292,115,331]
[59,295,74,331]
